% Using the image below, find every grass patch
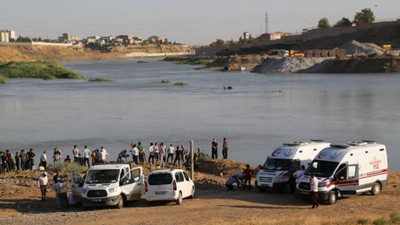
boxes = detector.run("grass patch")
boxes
[357,218,370,225]
[159,79,170,84]
[173,81,187,86]
[373,218,390,225]
[49,162,87,173]
[390,212,400,224]
[0,75,6,84]
[88,78,113,82]
[0,61,84,80]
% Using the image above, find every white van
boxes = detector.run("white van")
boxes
[297,141,388,204]
[145,169,195,205]
[255,140,331,192]
[71,163,144,209]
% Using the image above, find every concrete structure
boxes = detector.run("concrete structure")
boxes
[259,32,290,41]
[61,33,81,42]
[86,36,100,44]
[0,30,10,43]
[8,30,16,41]
[243,32,250,40]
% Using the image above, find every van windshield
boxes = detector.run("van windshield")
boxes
[148,173,173,185]
[86,169,120,184]
[305,160,339,178]
[262,158,293,171]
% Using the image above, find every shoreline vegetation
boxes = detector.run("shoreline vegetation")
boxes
[88,77,113,82]
[0,61,84,84]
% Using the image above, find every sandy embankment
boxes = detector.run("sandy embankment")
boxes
[0,160,399,225]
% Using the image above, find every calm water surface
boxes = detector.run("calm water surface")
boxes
[1,59,399,171]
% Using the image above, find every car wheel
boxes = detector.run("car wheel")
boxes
[255,181,266,192]
[116,196,124,209]
[190,186,195,198]
[176,192,182,205]
[371,182,381,195]
[327,190,337,205]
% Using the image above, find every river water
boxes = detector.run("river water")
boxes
[0,59,399,171]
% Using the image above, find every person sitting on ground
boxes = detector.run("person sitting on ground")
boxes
[37,172,48,201]
[242,164,253,190]
[116,155,126,164]
[64,155,71,163]
[225,172,244,191]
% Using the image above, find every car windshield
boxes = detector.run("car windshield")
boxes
[86,169,120,184]
[305,160,339,177]
[148,173,173,185]
[262,158,293,171]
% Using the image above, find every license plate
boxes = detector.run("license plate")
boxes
[301,191,309,195]
[156,191,167,195]
[91,198,102,202]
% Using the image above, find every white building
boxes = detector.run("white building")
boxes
[0,30,10,43]
[8,30,16,40]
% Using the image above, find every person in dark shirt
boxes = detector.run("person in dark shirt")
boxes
[53,171,61,184]
[211,138,218,159]
[242,164,253,190]
[15,152,20,171]
[26,149,36,170]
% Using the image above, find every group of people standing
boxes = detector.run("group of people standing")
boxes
[0,148,36,173]
[211,137,229,159]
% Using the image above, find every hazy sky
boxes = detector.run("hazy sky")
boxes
[1,0,399,45]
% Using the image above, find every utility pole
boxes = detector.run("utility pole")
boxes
[265,10,269,34]
[190,140,194,179]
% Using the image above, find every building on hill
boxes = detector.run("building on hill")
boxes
[60,33,81,42]
[258,32,290,41]
[8,30,16,41]
[0,30,10,43]
[243,32,250,40]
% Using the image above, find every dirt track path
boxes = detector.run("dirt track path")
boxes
[1,186,399,225]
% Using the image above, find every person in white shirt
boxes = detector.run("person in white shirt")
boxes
[52,178,68,210]
[72,145,80,163]
[100,147,108,164]
[131,144,139,164]
[167,144,175,163]
[39,151,48,169]
[294,165,306,183]
[159,143,166,168]
[148,143,155,164]
[38,172,48,201]
[310,174,319,208]
[82,145,91,168]
[154,143,160,161]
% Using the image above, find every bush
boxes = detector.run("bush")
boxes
[88,78,113,82]
[0,75,6,84]
[48,162,87,173]
[357,218,370,225]
[173,81,187,86]
[373,218,389,225]
[0,61,84,80]
[390,212,400,224]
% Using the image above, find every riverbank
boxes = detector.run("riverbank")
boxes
[0,159,399,225]
[166,55,400,74]
[0,44,193,62]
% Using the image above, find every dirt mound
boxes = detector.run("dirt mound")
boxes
[341,40,385,56]
[197,159,250,176]
[253,57,327,73]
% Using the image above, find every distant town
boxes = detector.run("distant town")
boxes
[0,30,180,51]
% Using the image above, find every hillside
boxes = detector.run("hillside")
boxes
[0,44,192,62]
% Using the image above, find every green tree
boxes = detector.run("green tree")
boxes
[318,17,330,28]
[334,17,352,27]
[354,8,375,24]
[210,38,225,47]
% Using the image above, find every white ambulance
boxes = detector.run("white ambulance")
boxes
[297,141,388,204]
[255,140,331,192]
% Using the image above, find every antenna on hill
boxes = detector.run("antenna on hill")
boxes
[265,10,269,34]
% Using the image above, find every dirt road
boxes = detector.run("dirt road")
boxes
[0,172,399,225]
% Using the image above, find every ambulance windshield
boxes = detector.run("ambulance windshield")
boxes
[305,160,339,177]
[263,158,293,171]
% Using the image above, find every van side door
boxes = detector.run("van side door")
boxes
[120,166,143,201]
[333,164,359,196]
[71,170,84,202]
[174,172,187,196]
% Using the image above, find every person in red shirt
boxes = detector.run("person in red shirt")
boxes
[243,164,253,190]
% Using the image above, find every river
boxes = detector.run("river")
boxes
[0,59,399,171]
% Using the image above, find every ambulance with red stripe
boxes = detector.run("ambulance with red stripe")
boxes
[297,141,388,204]
[255,140,331,192]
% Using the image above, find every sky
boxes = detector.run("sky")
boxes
[1,0,399,45]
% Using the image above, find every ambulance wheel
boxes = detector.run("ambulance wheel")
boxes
[371,182,381,195]
[327,190,337,205]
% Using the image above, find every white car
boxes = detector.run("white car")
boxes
[145,169,195,205]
